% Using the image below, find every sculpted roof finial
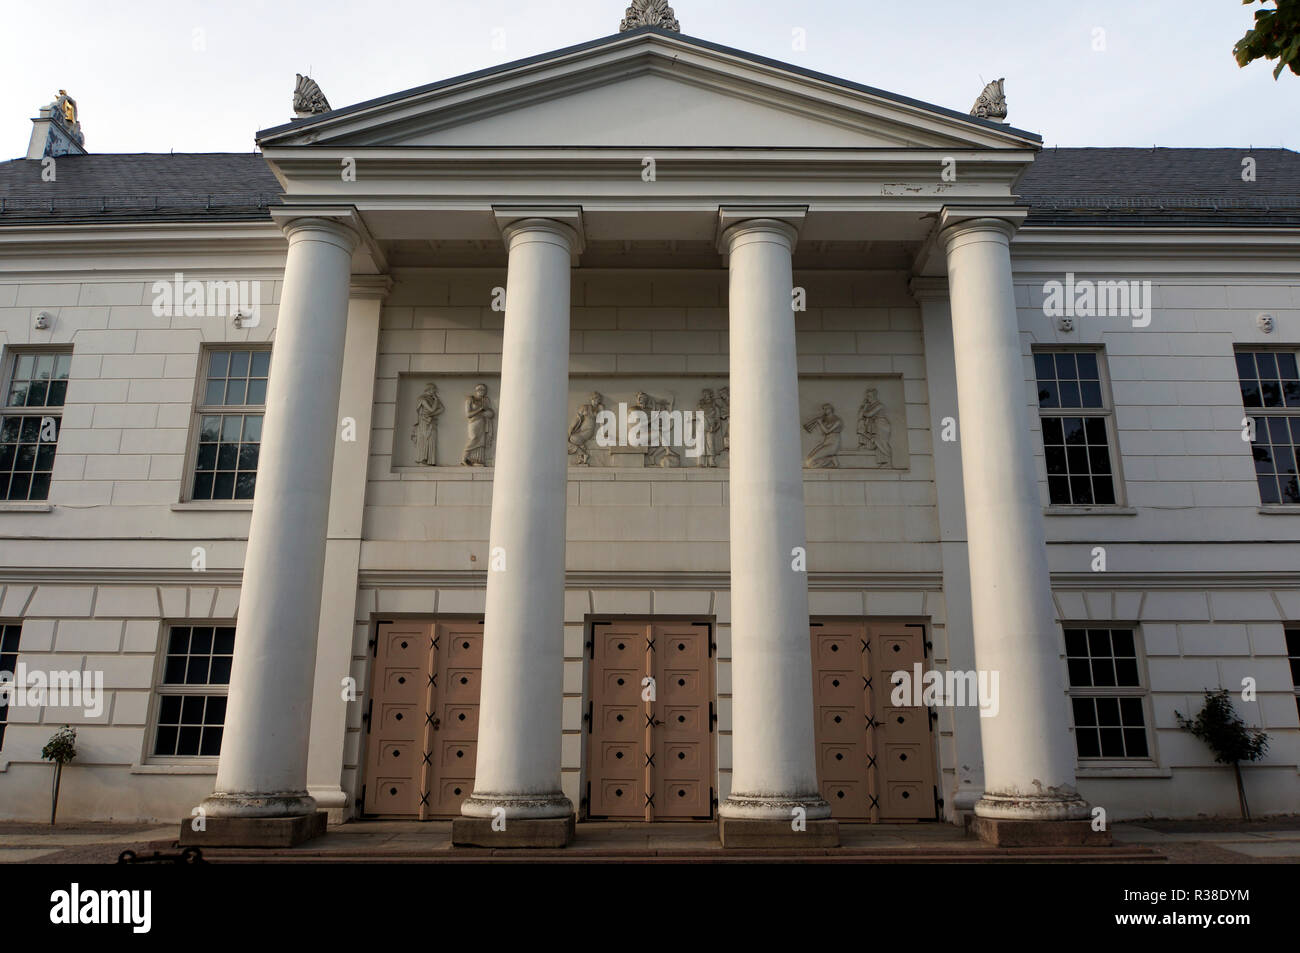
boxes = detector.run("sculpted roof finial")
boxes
[619,0,680,32]
[293,74,331,118]
[970,78,1007,121]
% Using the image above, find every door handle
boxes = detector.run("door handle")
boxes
[432,717,441,731]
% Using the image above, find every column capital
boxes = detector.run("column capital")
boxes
[270,207,364,250]
[493,207,585,257]
[716,206,805,254]
[937,205,1028,247]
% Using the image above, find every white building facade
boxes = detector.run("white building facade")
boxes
[1,13,1298,845]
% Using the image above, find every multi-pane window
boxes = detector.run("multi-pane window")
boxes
[1287,628,1300,720]
[0,624,20,752]
[1236,349,1300,504]
[189,348,268,501]
[1035,350,1118,505]
[152,624,234,757]
[1,350,71,501]
[1064,627,1150,760]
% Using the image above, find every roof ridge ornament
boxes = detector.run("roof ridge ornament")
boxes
[293,74,331,118]
[619,0,680,32]
[970,78,1007,122]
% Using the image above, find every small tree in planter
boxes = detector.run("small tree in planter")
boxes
[41,726,76,825]
[1176,689,1269,819]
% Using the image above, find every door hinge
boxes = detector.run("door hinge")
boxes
[709,701,717,732]
[584,700,593,733]
[357,787,365,814]
[363,698,373,734]
[934,786,943,819]
[927,708,937,731]
[582,781,590,820]
[368,638,377,657]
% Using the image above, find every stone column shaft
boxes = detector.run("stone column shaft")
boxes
[941,215,1088,823]
[719,218,830,829]
[202,217,358,820]
[458,217,577,832]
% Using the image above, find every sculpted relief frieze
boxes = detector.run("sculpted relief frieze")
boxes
[392,375,907,471]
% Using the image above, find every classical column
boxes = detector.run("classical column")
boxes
[452,214,580,848]
[188,216,359,847]
[939,210,1099,846]
[717,215,837,847]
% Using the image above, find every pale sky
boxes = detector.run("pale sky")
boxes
[2,0,1295,156]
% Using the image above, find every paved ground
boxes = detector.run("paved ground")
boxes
[1,817,1296,863]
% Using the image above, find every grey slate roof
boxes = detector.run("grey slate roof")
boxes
[1,148,1298,228]
[1016,147,1300,226]
[0,153,281,224]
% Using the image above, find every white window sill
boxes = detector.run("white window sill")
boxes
[130,761,219,775]
[1077,763,1170,779]
[0,502,52,512]
[1258,506,1300,515]
[170,501,253,512]
[1046,506,1137,516]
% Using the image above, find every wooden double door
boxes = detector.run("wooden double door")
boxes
[362,619,483,818]
[586,621,715,820]
[810,620,938,821]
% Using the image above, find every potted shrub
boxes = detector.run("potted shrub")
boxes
[41,726,77,824]
[1176,689,1269,819]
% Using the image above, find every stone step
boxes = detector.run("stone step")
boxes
[195,846,1166,864]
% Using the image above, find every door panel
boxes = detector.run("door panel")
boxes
[809,620,938,821]
[587,620,715,820]
[362,619,483,819]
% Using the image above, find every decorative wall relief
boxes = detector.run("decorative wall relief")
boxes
[856,387,893,467]
[392,375,907,471]
[568,391,605,466]
[410,382,444,465]
[461,383,495,466]
[799,378,908,470]
[803,404,843,468]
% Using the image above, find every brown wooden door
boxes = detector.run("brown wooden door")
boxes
[363,619,483,818]
[587,621,714,820]
[810,620,937,821]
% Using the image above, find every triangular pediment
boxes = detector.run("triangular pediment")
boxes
[259,29,1039,151]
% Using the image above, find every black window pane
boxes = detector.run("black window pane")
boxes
[1072,697,1096,726]
[1111,629,1135,656]
[1092,476,1116,504]
[1091,658,1116,687]
[1076,728,1101,758]
[1058,380,1080,408]
[1048,476,1070,504]
[1123,728,1149,757]
[1055,352,1077,380]
[1065,630,1089,656]
[1041,417,1063,444]
[1236,352,1257,379]
[1087,629,1111,654]
[1119,697,1145,723]
[1067,658,1092,687]
[154,725,178,756]
[1079,379,1103,407]
[1099,727,1125,757]
[1076,352,1099,379]
[159,695,182,722]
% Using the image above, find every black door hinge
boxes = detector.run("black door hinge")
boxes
[585,700,593,733]
[363,698,373,733]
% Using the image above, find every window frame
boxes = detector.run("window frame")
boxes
[146,621,235,764]
[1032,345,1128,510]
[0,345,73,503]
[1234,346,1300,508]
[0,622,21,753]
[1286,627,1300,721]
[1061,624,1157,768]
[181,345,271,504]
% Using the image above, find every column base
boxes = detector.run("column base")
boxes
[451,813,575,848]
[971,816,1112,847]
[179,811,327,848]
[718,817,840,848]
